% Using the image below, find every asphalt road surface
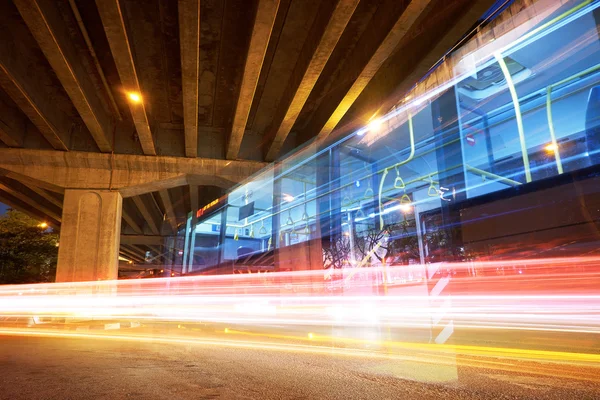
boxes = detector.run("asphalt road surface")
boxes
[0,331,599,400]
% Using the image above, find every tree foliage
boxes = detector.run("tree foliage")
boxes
[322,235,352,269]
[0,210,59,284]
[353,221,418,264]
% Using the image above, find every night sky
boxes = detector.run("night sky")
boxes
[0,203,9,215]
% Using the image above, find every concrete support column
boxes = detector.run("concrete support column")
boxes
[56,190,122,282]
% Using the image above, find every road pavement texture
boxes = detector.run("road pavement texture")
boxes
[0,332,599,399]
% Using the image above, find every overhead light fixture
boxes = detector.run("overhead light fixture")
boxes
[399,203,413,213]
[38,222,48,229]
[282,193,294,202]
[127,92,142,103]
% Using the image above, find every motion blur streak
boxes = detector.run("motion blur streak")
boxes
[1,257,599,378]
[0,327,598,383]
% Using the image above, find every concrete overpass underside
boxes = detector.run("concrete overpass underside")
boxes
[0,0,496,280]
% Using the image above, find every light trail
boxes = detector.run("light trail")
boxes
[1,256,599,370]
[0,327,598,382]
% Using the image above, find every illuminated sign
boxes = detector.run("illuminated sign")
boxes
[196,198,221,218]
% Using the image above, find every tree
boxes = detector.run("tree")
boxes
[353,218,420,266]
[0,210,59,284]
[322,234,351,269]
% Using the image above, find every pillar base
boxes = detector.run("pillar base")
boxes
[56,190,122,282]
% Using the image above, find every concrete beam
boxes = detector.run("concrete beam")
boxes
[132,195,160,236]
[122,175,189,198]
[122,208,143,234]
[0,8,71,151]
[15,0,114,153]
[131,244,150,255]
[264,0,359,162]
[0,167,64,195]
[21,182,62,208]
[0,180,62,222]
[226,0,280,160]
[158,190,178,234]
[0,148,267,196]
[0,93,25,147]
[96,0,156,156]
[148,245,162,253]
[119,246,145,263]
[120,234,164,245]
[123,242,145,252]
[178,0,201,158]
[374,0,498,118]
[67,0,122,121]
[130,245,152,262]
[315,0,431,141]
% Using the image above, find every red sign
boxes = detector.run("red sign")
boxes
[465,133,476,146]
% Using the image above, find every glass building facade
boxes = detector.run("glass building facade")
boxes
[176,0,600,282]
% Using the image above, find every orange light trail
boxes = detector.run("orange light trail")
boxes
[1,256,599,369]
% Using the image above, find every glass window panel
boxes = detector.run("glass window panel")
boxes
[189,212,222,273]
[224,169,274,261]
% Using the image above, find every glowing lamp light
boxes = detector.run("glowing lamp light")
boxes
[545,143,558,152]
[127,92,142,103]
[399,203,413,213]
[368,118,383,133]
[38,222,48,229]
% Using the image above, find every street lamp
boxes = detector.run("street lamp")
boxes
[127,92,142,103]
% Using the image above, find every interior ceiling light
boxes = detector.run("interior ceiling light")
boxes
[545,143,558,152]
[127,92,142,103]
[399,203,413,213]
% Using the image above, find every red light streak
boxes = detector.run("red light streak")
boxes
[0,257,599,367]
